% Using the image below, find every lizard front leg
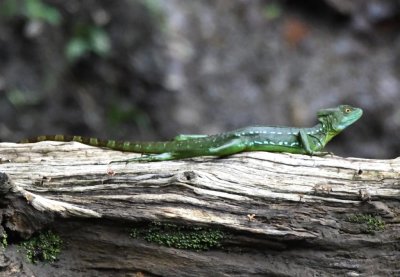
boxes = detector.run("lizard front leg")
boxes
[298,130,329,156]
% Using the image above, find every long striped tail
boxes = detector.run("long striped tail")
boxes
[19,135,173,154]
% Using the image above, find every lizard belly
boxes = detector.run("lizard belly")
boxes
[171,136,246,157]
[248,144,306,154]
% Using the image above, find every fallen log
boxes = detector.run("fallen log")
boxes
[0,141,399,276]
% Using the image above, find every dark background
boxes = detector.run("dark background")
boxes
[0,0,399,158]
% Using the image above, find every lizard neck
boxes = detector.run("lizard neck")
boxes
[314,121,339,147]
[305,123,333,149]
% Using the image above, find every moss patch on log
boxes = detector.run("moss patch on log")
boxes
[1,232,7,248]
[346,214,385,233]
[19,230,62,263]
[130,222,227,251]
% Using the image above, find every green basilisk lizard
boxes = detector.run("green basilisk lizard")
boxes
[20,105,362,162]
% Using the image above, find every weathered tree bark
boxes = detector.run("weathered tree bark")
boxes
[0,141,399,276]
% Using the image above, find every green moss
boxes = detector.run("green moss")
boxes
[1,232,7,248]
[347,214,385,233]
[130,222,227,251]
[20,230,62,263]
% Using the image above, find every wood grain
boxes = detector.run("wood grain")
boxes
[0,141,399,276]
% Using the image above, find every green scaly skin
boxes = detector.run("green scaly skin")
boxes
[20,105,362,162]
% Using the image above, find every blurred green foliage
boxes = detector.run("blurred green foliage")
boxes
[1,232,7,248]
[107,103,151,130]
[66,24,111,62]
[1,0,111,63]
[0,0,61,25]
[141,0,163,18]
[6,89,41,108]
[263,2,282,20]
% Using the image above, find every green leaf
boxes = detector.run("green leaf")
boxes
[89,27,111,56]
[65,38,90,62]
[0,0,19,17]
[25,0,61,25]
[1,0,61,25]
[40,7,61,25]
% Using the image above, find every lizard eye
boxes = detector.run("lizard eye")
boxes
[345,108,351,113]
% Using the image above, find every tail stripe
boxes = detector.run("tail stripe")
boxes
[73,136,82,142]
[38,135,49,141]
[90,138,98,145]
[122,142,130,151]
[107,140,116,148]
[19,135,176,154]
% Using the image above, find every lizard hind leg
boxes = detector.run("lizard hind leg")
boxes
[208,138,246,156]
[110,152,176,163]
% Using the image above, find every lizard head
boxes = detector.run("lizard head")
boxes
[317,105,363,132]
